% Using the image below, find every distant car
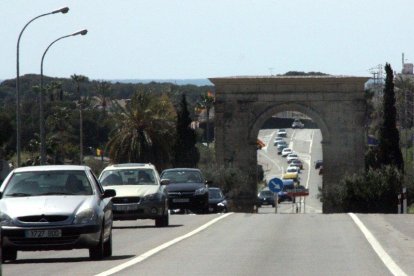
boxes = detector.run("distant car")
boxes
[274,137,284,144]
[286,166,300,174]
[160,168,210,214]
[315,160,323,169]
[0,165,116,262]
[99,163,169,227]
[277,144,287,155]
[277,129,287,137]
[290,159,304,170]
[282,172,300,184]
[257,189,275,207]
[278,180,295,203]
[208,187,227,213]
[292,119,304,129]
[281,148,292,157]
[286,153,299,163]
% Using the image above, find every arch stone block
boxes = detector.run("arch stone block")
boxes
[209,76,369,213]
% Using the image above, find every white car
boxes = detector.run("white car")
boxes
[274,137,284,144]
[99,163,169,227]
[287,153,299,163]
[286,165,300,174]
[277,129,287,137]
[281,148,292,157]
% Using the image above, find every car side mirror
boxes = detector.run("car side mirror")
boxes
[160,179,170,185]
[103,189,116,198]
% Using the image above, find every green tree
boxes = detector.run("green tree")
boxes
[197,91,214,147]
[106,92,176,170]
[172,94,199,167]
[376,63,404,172]
[338,166,402,213]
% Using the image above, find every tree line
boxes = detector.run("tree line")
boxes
[0,74,214,172]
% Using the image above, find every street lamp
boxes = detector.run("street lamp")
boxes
[39,29,88,164]
[16,7,69,167]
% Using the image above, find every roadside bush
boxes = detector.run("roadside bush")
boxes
[338,166,403,213]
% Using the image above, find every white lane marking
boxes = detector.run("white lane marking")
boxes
[258,150,282,174]
[95,213,233,276]
[305,130,315,189]
[348,213,407,276]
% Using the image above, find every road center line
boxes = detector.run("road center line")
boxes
[95,213,233,276]
[348,213,407,276]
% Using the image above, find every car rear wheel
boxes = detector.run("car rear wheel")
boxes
[89,226,105,260]
[2,247,17,262]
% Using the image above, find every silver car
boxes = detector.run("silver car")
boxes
[0,165,116,262]
[99,163,169,227]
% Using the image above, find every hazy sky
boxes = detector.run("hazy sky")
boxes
[1,0,413,80]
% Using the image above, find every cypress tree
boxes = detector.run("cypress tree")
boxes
[377,63,404,172]
[172,94,199,167]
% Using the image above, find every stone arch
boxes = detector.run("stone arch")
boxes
[210,76,369,213]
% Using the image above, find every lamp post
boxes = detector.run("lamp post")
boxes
[16,7,69,167]
[40,29,88,164]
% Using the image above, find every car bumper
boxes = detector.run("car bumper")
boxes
[1,224,101,251]
[112,201,166,220]
[168,194,208,210]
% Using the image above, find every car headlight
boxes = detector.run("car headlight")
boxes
[73,208,97,224]
[142,193,159,202]
[0,212,14,226]
[194,187,208,195]
[217,201,226,207]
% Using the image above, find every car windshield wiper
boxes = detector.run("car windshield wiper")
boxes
[6,192,32,197]
[38,192,74,196]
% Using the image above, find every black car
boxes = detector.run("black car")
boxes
[160,168,210,214]
[257,189,275,207]
[315,160,323,169]
[208,187,228,213]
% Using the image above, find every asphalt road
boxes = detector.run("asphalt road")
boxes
[257,128,323,213]
[4,128,414,275]
[4,212,413,276]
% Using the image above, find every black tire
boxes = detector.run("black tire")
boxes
[2,248,17,262]
[155,213,169,227]
[89,226,105,260]
[103,232,112,258]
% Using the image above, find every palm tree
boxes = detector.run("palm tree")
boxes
[94,81,112,113]
[71,74,89,164]
[106,92,176,170]
[197,91,215,147]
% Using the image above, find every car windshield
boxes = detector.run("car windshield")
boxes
[100,169,157,186]
[287,168,297,173]
[209,189,223,199]
[3,170,93,197]
[161,170,203,183]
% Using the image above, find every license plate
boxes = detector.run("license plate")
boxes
[25,229,62,238]
[173,198,189,203]
[209,207,214,212]
[114,204,138,211]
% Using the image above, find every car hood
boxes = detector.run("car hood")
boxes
[165,182,205,192]
[0,196,92,218]
[104,185,160,197]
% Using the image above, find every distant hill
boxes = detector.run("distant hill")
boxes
[109,79,213,86]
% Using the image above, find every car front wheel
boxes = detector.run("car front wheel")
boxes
[89,226,105,260]
[2,247,17,262]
